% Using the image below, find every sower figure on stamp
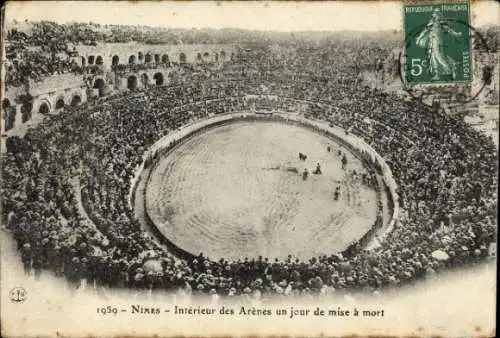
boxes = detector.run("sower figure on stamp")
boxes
[415,8,462,81]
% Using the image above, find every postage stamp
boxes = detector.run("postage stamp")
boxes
[403,2,472,85]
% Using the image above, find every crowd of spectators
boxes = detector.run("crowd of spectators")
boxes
[5,51,83,87]
[5,22,90,86]
[4,20,396,87]
[2,40,497,300]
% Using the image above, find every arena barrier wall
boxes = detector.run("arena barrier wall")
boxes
[131,108,399,259]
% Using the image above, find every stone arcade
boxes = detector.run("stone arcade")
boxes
[2,42,235,134]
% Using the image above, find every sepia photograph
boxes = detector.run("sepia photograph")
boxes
[1,1,498,337]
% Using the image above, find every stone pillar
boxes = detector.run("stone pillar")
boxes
[1,112,5,134]
[117,77,127,90]
[14,105,23,127]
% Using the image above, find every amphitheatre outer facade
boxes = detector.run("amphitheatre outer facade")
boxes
[2,42,236,134]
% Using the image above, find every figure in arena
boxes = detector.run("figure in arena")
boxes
[302,168,309,180]
[334,186,340,201]
[341,154,348,170]
[314,163,322,175]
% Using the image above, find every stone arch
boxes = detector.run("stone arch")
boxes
[141,73,149,87]
[112,55,120,66]
[162,54,169,64]
[95,55,103,65]
[145,53,153,64]
[81,56,86,67]
[154,54,160,63]
[70,94,82,107]
[21,101,33,123]
[2,98,15,131]
[2,98,11,111]
[55,96,65,109]
[220,51,226,60]
[197,53,203,62]
[127,75,138,90]
[203,52,210,61]
[179,52,187,63]
[38,101,51,115]
[153,72,164,86]
[93,77,106,97]
[88,55,95,64]
[138,52,144,62]
[129,54,136,64]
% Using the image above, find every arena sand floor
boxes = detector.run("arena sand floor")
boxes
[145,121,379,261]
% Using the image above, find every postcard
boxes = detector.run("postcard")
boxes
[1,1,498,337]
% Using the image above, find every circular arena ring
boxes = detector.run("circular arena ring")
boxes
[139,113,397,261]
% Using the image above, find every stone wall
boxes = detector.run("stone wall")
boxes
[74,43,235,69]
[31,87,87,115]
[3,84,27,104]
[28,73,86,96]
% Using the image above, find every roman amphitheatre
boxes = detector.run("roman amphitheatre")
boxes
[142,116,392,261]
[2,20,497,298]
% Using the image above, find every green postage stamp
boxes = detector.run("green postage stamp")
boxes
[404,2,472,85]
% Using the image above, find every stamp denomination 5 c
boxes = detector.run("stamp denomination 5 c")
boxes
[404,2,472,85]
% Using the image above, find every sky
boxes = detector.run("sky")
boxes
[4,1,499,32]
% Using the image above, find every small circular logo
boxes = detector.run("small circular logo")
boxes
[9,287,27,303]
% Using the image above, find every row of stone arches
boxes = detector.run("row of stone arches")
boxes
[196,51,228,62]
[127,53,172,65]
[84,50,232,68]
[88,73,165,94]
[3,98,38,131]
[126,72,165,90]
[2,98,34,128]
[121,51,226,65]
[83,55,104,66]
[196,52,210,62]
[37,95,83,115]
